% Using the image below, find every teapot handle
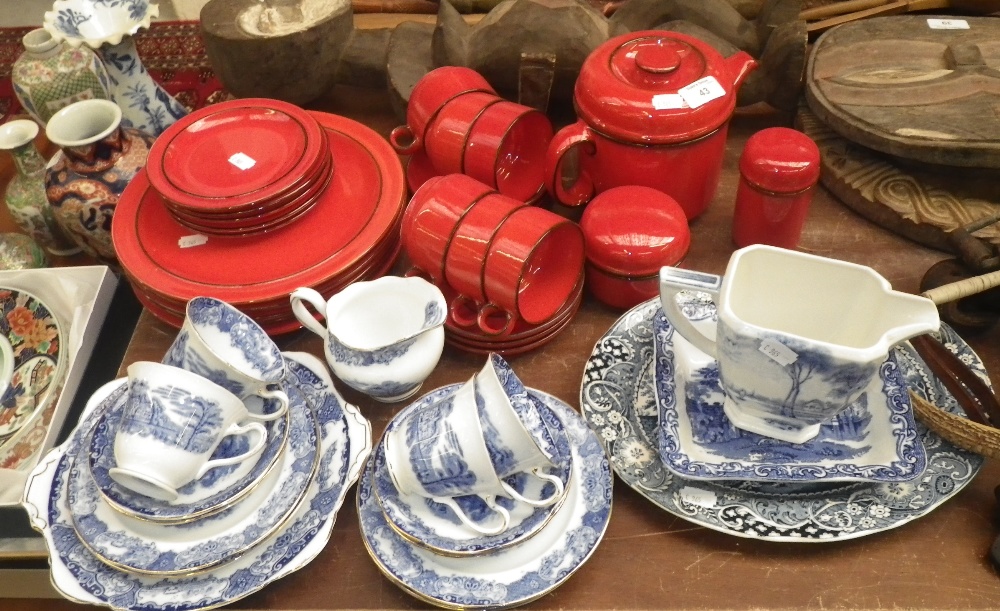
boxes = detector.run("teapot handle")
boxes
[658,267,721,359]
[289,287,330,339]
[544,121,596,207]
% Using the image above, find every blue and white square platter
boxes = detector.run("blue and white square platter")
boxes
[359,384,613,609]
[580,298,984,542]
[21,352,372,611]
[653,302,926,482]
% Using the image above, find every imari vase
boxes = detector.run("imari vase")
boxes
[11,28,112,125]
[44,99,154,263]
[0,120,80,256]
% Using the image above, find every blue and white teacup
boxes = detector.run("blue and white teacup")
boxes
[473,353,565,507]
[384,381,512,535]
[110,361,268,502]
[163,297,288,421]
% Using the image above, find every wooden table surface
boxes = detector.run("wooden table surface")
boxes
[8,86,1000,610]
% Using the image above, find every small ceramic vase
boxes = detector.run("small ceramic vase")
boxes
[0,120,80,256]
[43,0,188,137]
[44,99,155,263]
[0,234,48,270]
[11,28,112,126]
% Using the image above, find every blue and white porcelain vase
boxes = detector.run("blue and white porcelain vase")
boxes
[42,0,188,137]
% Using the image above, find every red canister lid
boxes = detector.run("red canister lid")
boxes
[573,30,757,145]
[739,127,821,193]
[580,186,691,276]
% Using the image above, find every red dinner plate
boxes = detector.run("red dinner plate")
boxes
[114,111,406,305]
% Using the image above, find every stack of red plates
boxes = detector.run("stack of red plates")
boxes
[113,109,406,335]
[439,275,584,357]
[146,99,334,236]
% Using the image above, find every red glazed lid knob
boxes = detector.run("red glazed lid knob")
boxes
[580,185,691,276]
[739,127,821,193]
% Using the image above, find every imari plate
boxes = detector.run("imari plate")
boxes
[581,299,983,541]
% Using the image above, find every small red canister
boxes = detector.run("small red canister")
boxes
[580,186,691,309]
[732,127,821,248]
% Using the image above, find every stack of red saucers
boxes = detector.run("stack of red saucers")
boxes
[112,100,406,335]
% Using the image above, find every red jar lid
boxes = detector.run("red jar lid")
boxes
[574,30,756,145]
[739,127,821,193]
[580,186,691,277]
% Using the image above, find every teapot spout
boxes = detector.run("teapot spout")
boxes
[879,293,941,347]
[725,51,758,93]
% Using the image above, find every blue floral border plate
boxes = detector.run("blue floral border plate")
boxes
[653,305,926,482]
[88,399,289,524]
[373,385,573,557]
[360,388,612,609]
[21,352,372,611]
[580,299,984,541]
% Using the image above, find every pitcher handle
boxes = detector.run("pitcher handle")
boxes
[290,287,330,338]
[659,267,721,359]
[545,121,596,207]
[433,495,511,536]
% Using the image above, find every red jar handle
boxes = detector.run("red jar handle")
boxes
[545,122,597,207]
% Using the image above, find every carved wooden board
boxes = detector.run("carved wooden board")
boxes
[796,105,1000,251]
[805,15,1000,168]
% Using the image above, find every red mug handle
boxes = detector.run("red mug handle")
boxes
[545,121,597,207]
[390,125,421,155]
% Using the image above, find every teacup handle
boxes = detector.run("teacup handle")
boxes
[449,295,515,337]
[433,495,512,536]
[389,125,421,155]
[289,287,329,338]
[249,387,289,422]
[195,421,267,479]
[658,267,721,358]
[500,468,564,507]
[544,121,597,207]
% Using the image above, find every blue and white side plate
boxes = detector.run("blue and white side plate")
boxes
[360,389,611,609]
[653,307,927,482]
[88,402,289,524]
[69,378,318,576]
[581,298,984,541]
[374,384,573,557]
[21,352,372,611]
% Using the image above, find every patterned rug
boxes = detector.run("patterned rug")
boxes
[0,20,229,124]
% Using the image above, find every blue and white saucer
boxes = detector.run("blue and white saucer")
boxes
[360,389,612,609]
[69,379,319,575]
[22,352,372,611]
[653,308,927,482]
[374,384,573,557]
[88,400,289,524]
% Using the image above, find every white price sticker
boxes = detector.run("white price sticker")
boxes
[178,234,208,248]
[678,76,726,109]
[679,487,718,509]
[759,339,798,366]
[927,18,969,29]
[652,93,688,110]
[228,152,257,170]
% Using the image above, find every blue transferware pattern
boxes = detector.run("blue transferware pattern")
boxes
[360,389,612,608]
[653,309,927,482]
[88,403,288,523]
[402,391,478,496]
[488,353,560,465]
[121,379,226,454]
[375,383,573,556]
[69,380,319,575]
[580,298,984,541]
[21,352,372,611]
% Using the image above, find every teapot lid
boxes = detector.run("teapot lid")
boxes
[574,30,755,145]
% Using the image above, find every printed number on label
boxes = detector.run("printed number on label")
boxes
[927,18,969,29]
[759,339,798,366]
[178,234,209,248]
[678,76,726,109]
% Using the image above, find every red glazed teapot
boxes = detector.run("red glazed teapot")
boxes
[545,30,757,219]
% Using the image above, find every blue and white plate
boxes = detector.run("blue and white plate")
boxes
[69,380,319,576]
[360,389,612,609]
[581,299,984,541]
[653,307,927,482]
[88,402,289,524]
[21,352,372,611]
[374,384,573,557]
